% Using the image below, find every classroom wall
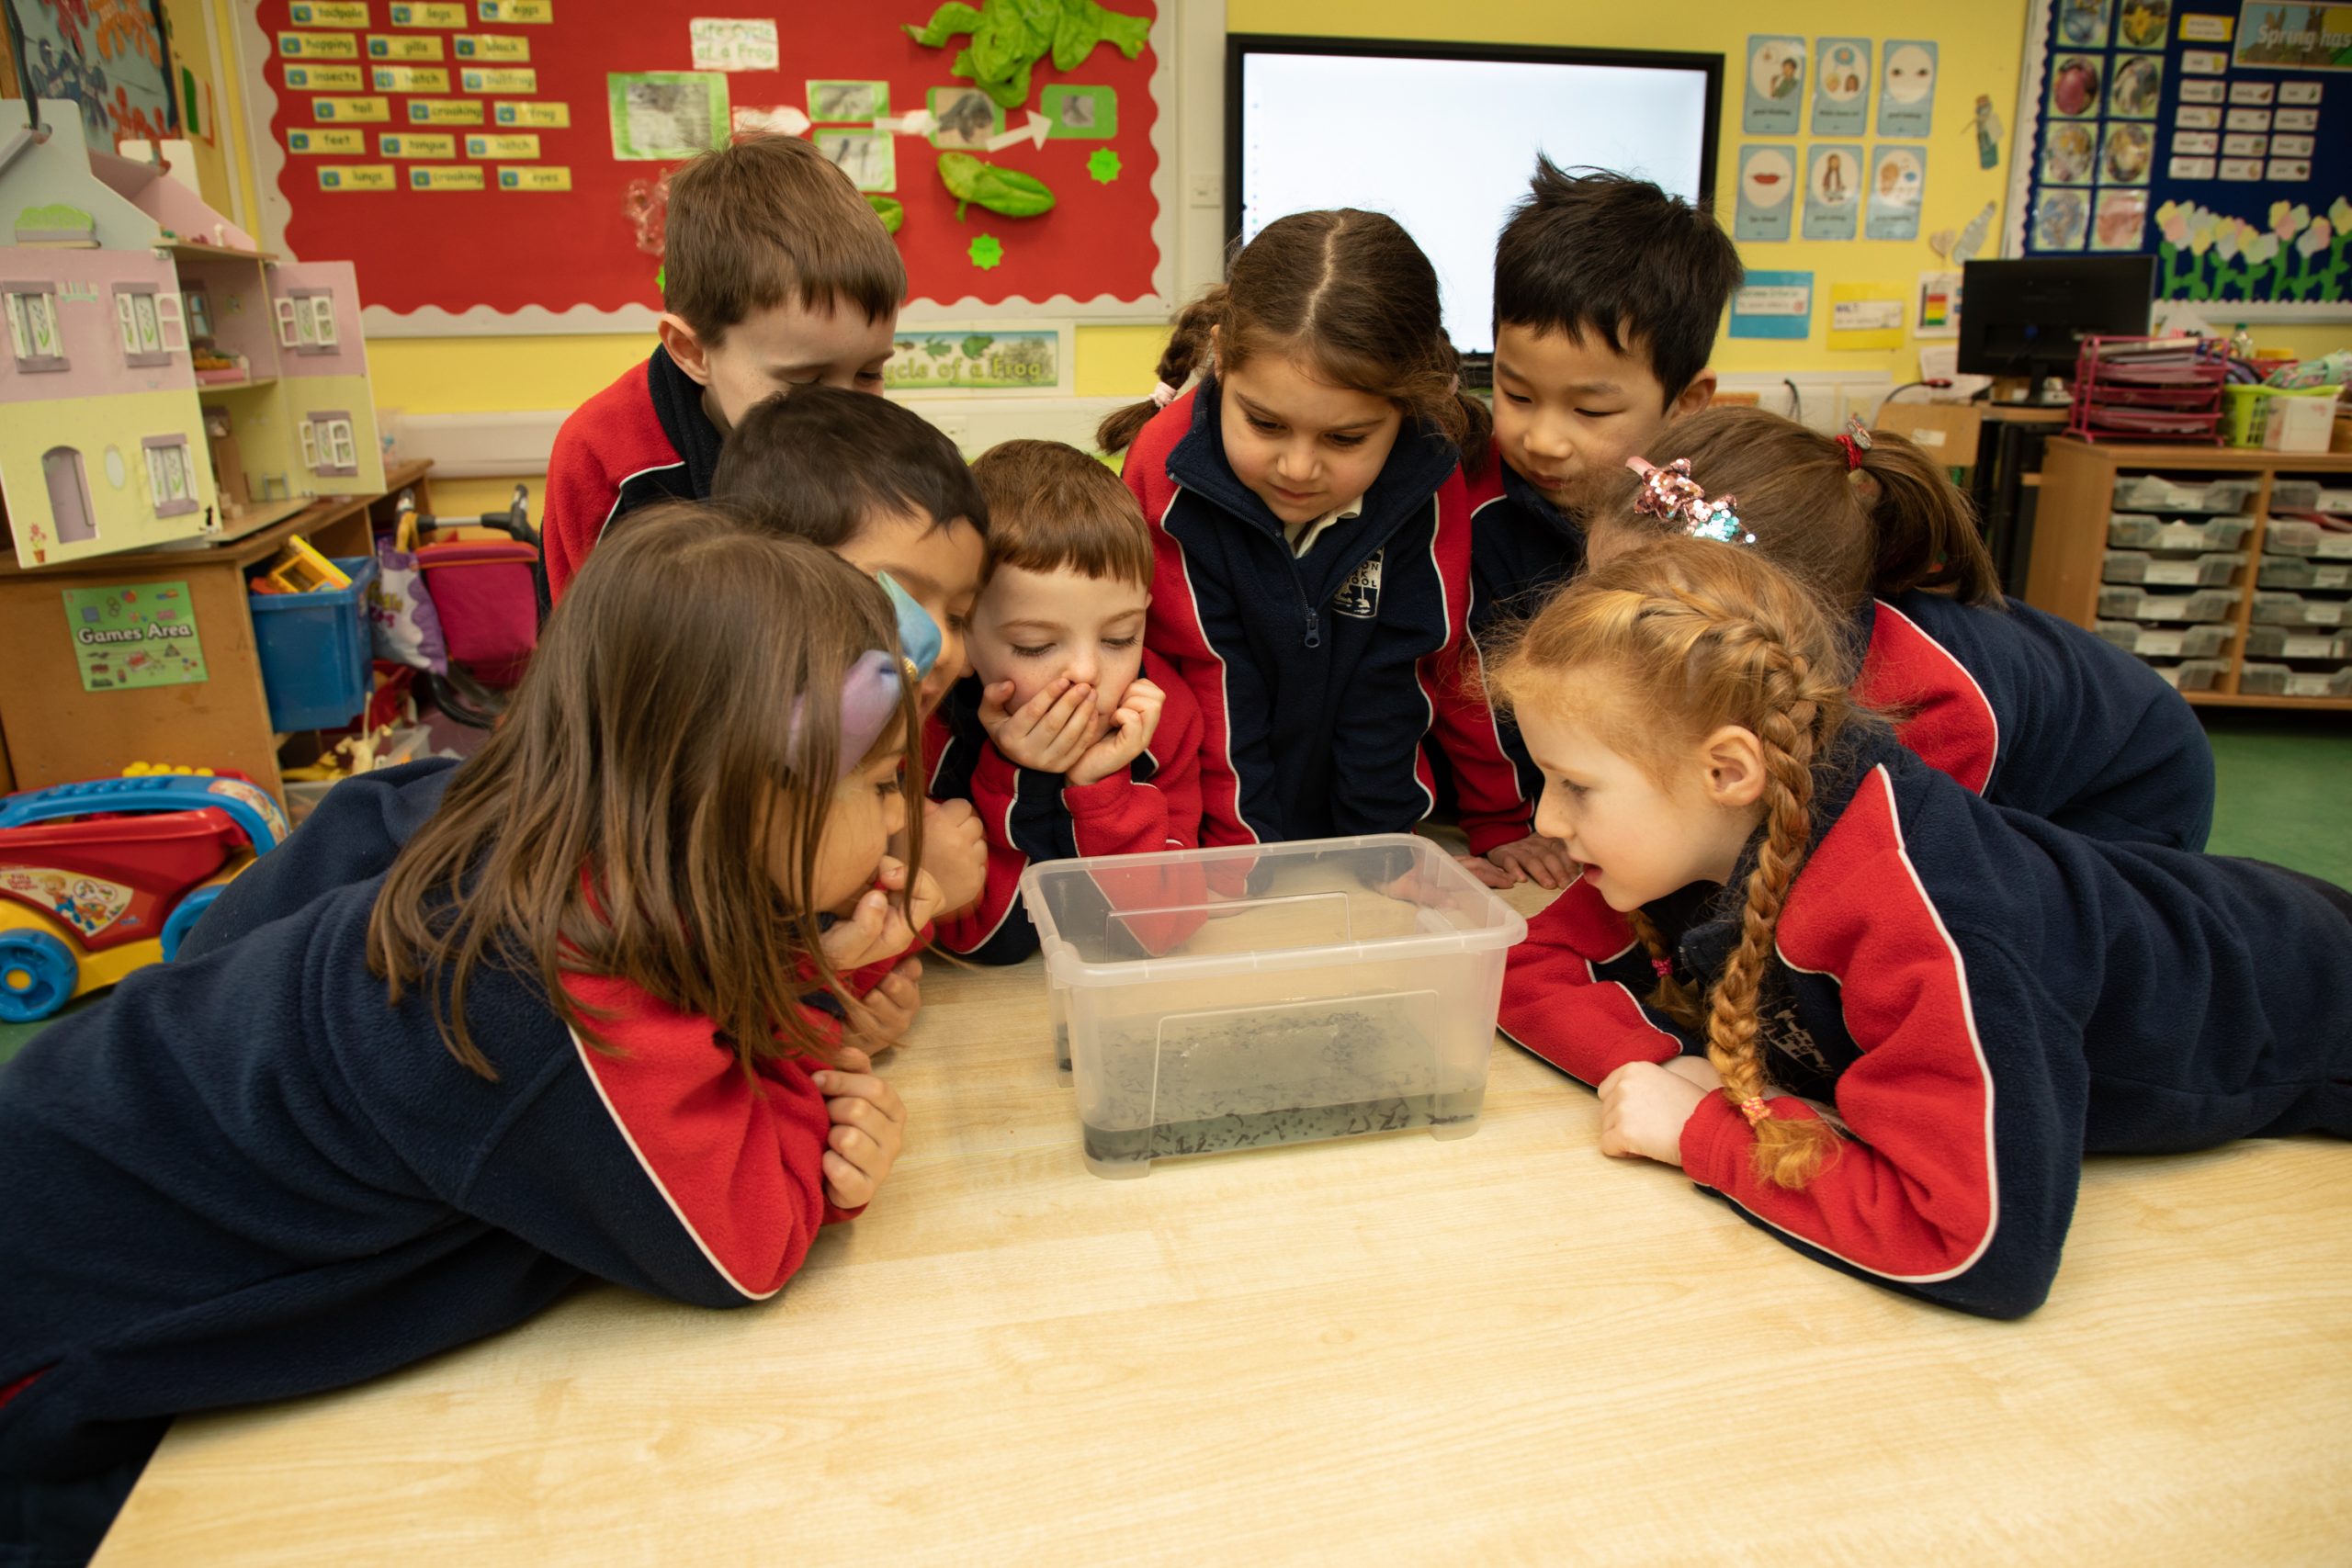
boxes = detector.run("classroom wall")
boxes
[127,0,2352,519]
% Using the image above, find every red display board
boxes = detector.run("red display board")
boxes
[253,1,1162,322]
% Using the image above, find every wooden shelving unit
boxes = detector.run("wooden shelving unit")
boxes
[2026,438,2352,712]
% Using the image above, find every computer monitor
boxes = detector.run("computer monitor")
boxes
[1956,256,2156,385]
[1227,36,1721,359]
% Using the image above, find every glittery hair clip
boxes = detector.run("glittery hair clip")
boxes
[790,573,941,779]
[1625,456,1755,547]
[1838,414,1874,472]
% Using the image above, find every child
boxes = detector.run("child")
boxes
[1098,208,1514,863]
[926,439,1204,963]
[1487,534,2352,1319]
[542,135,905,598]
[1588,406,2214,852]
[0,510,919,1562]
[1442,162,1745,888]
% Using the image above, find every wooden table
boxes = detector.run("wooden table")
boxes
[93,882,2352,1564]
[0,460,434,804]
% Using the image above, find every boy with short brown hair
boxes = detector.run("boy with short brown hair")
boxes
[926,440,1205,964]
[543,135,905,598]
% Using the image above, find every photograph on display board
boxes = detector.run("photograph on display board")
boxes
[2116,0,2171,49]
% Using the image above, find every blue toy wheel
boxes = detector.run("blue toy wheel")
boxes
[0,929,78,1024]
[161,885,226,963]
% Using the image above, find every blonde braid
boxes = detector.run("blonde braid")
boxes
[1624,907,1704,1028]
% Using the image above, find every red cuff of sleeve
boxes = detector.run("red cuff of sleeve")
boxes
[1063,771,1136,814]
[821,1199,865,1225]
[1679,1092,1820,1187]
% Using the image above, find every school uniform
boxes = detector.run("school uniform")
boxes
[0,867,858,1506]
[1497,722,2352,1319]
[542,346,724,600]
[1122,379,1515,848]
[1857,591,2214,852]
[924,651,1205,963]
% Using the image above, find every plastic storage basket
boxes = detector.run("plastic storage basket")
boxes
[249,554,379,731]
[1022,835,1528,1179]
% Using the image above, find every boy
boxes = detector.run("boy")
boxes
[925,440,1204,964]
[542,134,905,599]
[1433,160,1744,888]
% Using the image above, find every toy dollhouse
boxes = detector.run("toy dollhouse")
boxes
[0,97,385,570]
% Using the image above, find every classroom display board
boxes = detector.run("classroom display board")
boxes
[5,0,176,152]
[236,1,1171,333]
[2008,0,2352,319]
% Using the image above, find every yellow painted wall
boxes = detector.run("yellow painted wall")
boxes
[195,0,2345,453]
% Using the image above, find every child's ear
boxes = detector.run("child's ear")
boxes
[657,313,715,387]
[1671,369,1718,421]
[1698,724,1768,808]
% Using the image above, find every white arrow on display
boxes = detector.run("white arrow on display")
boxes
[984,110,1054,152]
[734,105,811,137]
[873,108,937,136]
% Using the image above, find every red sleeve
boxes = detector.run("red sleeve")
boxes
[936,739,1034,956]
[555,977,856,1302]
[1066,655,1204,858]
[1424,620,1536,859]
[1497,876,1692,1084]
[542,359,675,603]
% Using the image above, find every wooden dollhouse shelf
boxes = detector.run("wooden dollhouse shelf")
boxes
[192,374,277,391]
[166,240,278,262]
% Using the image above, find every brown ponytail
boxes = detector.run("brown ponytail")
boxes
[1096,285,1226,454]
[1488,533,1852,1188]
[1589,405,2000,610]
[1098,210,1490,474]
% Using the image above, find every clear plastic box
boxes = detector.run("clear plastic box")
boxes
[2097,585,2242,623]
[1021,835,1528,1179]
[2113,475,2256,513]
[2094,620,2232,659]
[2262,520,2352,559]
[2245,626,2352,661]
[2106,513,2252,552]
[2101,549,2242,587]
[2237,661,2352,698]
[2256,556,2352,592]
[2251,591,2351,627]
[2154,660,2227,692]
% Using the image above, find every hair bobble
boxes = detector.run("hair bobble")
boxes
[1625,455,1755,547]
[1149,379,1180,409]
[1837,414,1873,472]
[1737,1095,1771,1126]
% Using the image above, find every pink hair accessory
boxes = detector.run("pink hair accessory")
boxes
[1838,414,1874,471]
[1625,456,1754,547]
[1736,1095,1771,1125]
[1150,379,1180,409]
[1651,957,1674,978]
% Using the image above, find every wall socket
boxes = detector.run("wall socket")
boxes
[1187,174,1221,209]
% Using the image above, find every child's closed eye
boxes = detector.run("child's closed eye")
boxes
[1010,641,1056,659]
[1104,635,1140,649]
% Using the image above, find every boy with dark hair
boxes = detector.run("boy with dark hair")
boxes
[542,135,907,599]
[924,439,1205,964]
[1431,159,1745,888]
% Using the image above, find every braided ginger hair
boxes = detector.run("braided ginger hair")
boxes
[1491,536,1858,1187]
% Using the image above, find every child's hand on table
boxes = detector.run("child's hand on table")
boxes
[979,676,1101,776]
[844,955,922,1053]
[1066,678,1165,787]
[1594,1060,1709,1167]
[1480,833,1577,891]
[922,798,988,915]
[812,1044,906,1210]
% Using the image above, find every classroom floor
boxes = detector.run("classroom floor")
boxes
[1,711,2346,1067]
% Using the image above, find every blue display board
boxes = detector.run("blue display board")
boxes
[2008,0,2352,318]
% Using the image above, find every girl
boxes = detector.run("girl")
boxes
[0,508,920,1562]
[1588,405,2214,852]
[1490,534,2352,1319]
[1099,209,1520,866]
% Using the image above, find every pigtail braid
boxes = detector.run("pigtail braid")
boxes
[1097,286,1227,453]
[1624,906,1704,1027]
[1699,629,1843,1187]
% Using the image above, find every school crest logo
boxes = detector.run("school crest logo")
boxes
[1333,550,1383,619]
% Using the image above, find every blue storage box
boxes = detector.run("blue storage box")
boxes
[249,554,378,731]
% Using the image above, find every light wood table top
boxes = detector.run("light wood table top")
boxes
[96,882,2352,1564]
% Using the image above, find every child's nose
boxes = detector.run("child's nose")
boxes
[1524,414,1576,459]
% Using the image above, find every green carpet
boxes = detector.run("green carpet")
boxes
[2,713,2345,1069]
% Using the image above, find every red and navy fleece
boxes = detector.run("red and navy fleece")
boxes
[1857,592,2214,852]
[0,868,860,1484]
[1498,725,2352,1319]
[1123,379,1514,848]
[923,652,1205,963]
[543,346,725,601]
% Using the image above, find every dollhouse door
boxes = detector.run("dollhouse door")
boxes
[42,446,96,543]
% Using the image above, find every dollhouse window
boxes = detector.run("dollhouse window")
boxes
[113,285,178,368]
[4,282,68,372]
[305,411,358,477]
[276,288,340,355]
[141,435,200,517]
